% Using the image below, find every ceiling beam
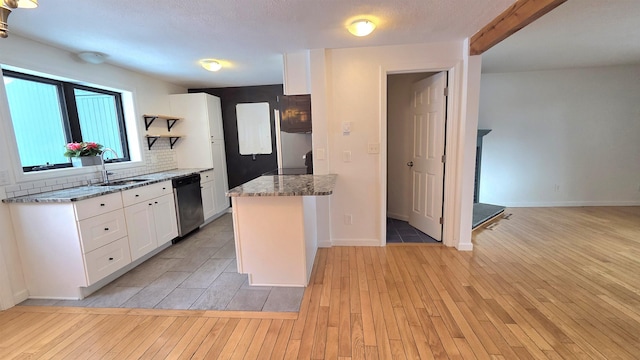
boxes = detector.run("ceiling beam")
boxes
[469,0,568,56]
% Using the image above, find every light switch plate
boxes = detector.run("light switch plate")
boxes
[367,143,380,154]
[342,150,352,162]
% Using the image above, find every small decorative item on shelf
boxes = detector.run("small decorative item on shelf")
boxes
[64,141,104,167]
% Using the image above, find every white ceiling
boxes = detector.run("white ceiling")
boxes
[5,0,513,88]
[6,1,639,88]
[482,0,640,73]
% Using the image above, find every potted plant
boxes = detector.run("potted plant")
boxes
[64,141,104,167]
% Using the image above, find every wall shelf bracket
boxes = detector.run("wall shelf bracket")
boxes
[143,114,182,132]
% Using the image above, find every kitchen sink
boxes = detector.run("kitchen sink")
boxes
[97,179,149,186]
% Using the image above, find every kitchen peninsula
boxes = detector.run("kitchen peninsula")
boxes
[227,174,336,286]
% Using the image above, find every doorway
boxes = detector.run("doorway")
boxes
[386,71,448,244]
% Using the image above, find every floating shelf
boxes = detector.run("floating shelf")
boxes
[142,114,182,132]
[145,135,182,150]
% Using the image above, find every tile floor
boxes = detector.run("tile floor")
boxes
[19,213,305,312]
[386,217,440,243]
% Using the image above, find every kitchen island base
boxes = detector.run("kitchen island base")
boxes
[232,196,318,286]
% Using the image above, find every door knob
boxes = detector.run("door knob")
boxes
[407,161,414,167]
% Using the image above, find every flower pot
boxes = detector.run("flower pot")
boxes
[71,156,102,167]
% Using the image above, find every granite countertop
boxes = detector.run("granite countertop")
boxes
[262,168,311,175]
[226,174,337,197]
[2,168,212,203]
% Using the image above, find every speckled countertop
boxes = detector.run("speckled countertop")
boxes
[2,168,212,203]
[226,174,337,197]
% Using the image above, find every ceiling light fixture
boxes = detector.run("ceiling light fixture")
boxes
[77,51,108,64]
[1,0,38,38]
[200,59,222,72]
[348,19,376,37]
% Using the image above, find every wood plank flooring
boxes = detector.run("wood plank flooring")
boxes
[1,206,639,359]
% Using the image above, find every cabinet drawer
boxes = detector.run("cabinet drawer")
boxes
[200,170,214,183]
[74,193,124,221]
[84,237,132,285]
[78,210,128,253]
[121,181,173,207]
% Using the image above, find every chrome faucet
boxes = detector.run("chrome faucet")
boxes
[100,148,119,184]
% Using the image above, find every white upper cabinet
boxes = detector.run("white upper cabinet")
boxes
[170,93,230,221]
[283,51,310,95]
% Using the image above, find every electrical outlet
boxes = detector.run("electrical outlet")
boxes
[316,148,326,160]
[554,184,560,192]
[367,143,380,154]
[342,121,352,135]
[344,214,353,225]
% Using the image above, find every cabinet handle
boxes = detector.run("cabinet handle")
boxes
[135,194,140,197]
[104,228,109,231]
[155,201,158,204]
[149,203,153,206]
[162,187,166,190]
[108,257,114,261]
[100,203,105,207]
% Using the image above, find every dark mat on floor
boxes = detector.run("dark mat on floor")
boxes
[473,203,505,229]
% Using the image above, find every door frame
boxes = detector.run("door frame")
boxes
[380,61,463,248]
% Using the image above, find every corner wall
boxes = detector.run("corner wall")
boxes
[305,41,479,249]
[478,65,640,206]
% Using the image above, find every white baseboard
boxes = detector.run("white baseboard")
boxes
[13,289,28,304]
[456,243,474,251]
[497,200,640,207]
[318,240,332,248]
[387,212,409,221]
[330,238,384,247]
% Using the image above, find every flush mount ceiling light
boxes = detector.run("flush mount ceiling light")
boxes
[1,0,38,38]
[348,19,376,37]
[77,51,108,64]
[199,59,222,72]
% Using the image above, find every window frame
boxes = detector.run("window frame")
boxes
[2,69,131,173]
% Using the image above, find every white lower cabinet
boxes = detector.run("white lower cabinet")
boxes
[201,171,216,220]
[10,194,131,298]
[124,201,157,261]
[84,237,132,285]
[123,182,178,261]
[152,193,179,246]
[10,180,178,299]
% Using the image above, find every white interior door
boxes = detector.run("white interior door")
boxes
[408,72,446,240]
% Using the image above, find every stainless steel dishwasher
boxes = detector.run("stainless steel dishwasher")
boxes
[172,173,204,239]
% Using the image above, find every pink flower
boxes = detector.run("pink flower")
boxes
[66,143,82,151]
[85,142,97,149]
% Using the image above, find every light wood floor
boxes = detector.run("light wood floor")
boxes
[1,207,639,359]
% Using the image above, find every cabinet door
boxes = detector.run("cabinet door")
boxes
[153,193,179,246]
[169,93,214,169]
[201,180,216,221]
[207,95,224,140]
[211,140,230,214]
[124,201,157,261]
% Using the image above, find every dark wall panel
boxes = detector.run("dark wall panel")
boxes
[189,85,282,189]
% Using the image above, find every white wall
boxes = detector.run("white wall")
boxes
[386,72,434,221]
[304,41,479,249]
[0,35,186,307]
[478,65,640,206]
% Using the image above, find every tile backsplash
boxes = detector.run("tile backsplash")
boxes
[3,140,178,199]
